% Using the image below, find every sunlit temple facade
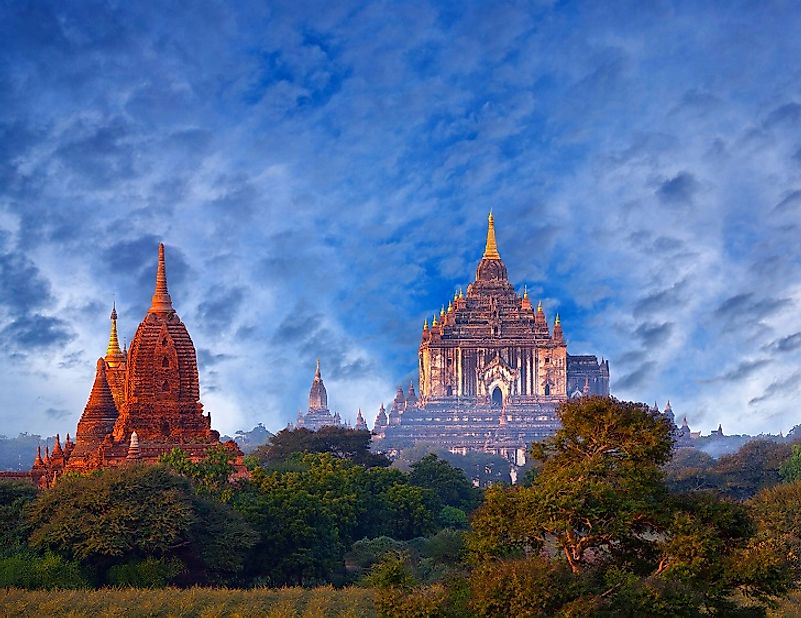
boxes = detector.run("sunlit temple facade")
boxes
[372,214,610,465]
[30,244,243,488]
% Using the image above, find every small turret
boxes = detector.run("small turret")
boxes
[374,403,388,429]
[552,314,564,343]
[43,445,50,466]
[406,381,418,405]
[51,434,63,458]
[126,431,141,461]
[521,286,532,310]
[355,408,368,431]
[33,445,44,468]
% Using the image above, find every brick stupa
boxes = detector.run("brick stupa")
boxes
[32,243,242,488]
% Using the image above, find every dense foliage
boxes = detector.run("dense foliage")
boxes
[4,397,801,617]
[252,426,391,467]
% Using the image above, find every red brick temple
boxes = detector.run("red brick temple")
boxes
[31,243,242,488]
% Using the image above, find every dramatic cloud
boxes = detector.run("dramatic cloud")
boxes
[1,1,801,437]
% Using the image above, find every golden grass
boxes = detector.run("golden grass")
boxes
[0,586,376,618]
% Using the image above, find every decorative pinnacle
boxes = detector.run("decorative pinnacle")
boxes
[423,319,428,331]
[523,285,529,300]
[440,305,445,317]
[555,313,561,326]
[448,301,453,312]
[315,358,321,379]
[149,243,174,314]
[537,300,543,313]
[106,301,123,364]
[482,212,501,260]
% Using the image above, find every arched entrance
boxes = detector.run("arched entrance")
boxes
[491,387,503,408]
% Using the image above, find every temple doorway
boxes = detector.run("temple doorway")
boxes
[491,387,503,408]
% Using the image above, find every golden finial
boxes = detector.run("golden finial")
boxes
[523,285,529,300]
[448,301,453,312]
[537,300,543,313]
[149,243,174,315]
[432,314,438,327]
[482,212,501,260]
[555,313,561,326]
[105,301,123,367]
[440,305,446,317]
[423,319,428,331]
[459,288,464,299]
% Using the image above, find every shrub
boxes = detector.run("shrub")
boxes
[106,557,184,588]
[0,552,88,589]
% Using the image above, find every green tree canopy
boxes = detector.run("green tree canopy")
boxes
[252,426,391,467]
[26,465,256,585]
[409,453,481,512]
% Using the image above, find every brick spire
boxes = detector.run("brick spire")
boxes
[483,212,501,260]
[149,243,174,315]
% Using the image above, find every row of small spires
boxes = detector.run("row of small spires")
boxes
[33,431,142,469]
[423,289,562,330]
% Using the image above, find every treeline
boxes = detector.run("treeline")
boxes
[0,428,479,590]
[3,402,801,616]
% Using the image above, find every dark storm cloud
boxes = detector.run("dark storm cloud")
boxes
[0,315,74,351]
[197,349,234,368]
[749,370,801,405]
[702,358,772,384]
[657,172,699,204]
[196,286,246,333]
[763,332,801,354]
[713,292,792,324]
[762,102,801,129]
[271,304,373,380]
[634,322,674,347]
[615,361,656,390]
[44,407,70,420]
[0,245,54,315]
[633,280,687,317]
[773,190,801,214]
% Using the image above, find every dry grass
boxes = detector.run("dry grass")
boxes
[769,589,801,618]
[0,586,376,618]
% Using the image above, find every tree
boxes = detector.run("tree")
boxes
[779,443,801,482]
[159,445,239,502]
[467,397,792,615]
[713,439,791,499]
[0,479,37,554]
[26,465,256,585]
[409,454,481,512]
[663,447,718,493]
[524,397,673,572]
[253,426,391,467]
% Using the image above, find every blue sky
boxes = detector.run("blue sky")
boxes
[2,1,801,438]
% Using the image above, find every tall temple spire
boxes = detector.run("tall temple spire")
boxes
[149,242,174,315]
[105,302,124,367]
[315,357,321,379]
[483,212,501,260]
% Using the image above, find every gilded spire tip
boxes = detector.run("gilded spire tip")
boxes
[482,212,501,260]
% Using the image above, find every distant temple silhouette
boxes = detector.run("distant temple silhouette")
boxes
[30,243,242,488]
[372,214,610,465]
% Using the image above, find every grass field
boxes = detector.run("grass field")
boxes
[0,586,376,618]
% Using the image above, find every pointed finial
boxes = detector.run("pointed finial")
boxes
[315,358,321,379]
[523,285,529,300]
[149,242,174,315]
[483,212,501,259]
[448,301,453,312]
[459,288,464,299]
[106,301,123,366]
[440,305,445,317]
[537,300,543,313]
[555,314,561,326]
[432,314,438,327]
[423,319,428,331]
